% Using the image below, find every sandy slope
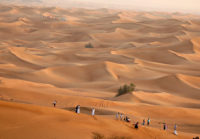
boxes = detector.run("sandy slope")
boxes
[0,101,196,139]
[0,4,200,138]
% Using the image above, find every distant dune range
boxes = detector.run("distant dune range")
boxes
[0,4,200,138]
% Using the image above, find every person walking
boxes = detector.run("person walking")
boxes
[75,105,78,113]
[174,124,178,135]
[52,100,57,107]
[163,123,167,130]
[75,105,80,114]
[125,116,130,122]
[116,112,119,120]
[147,118,150,126]
[120,113,123,120]
[142,119,145,125]
[135,122,139,129]
[91,108,95,116]
[77,105,80,114]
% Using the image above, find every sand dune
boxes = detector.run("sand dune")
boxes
[177,74,200,89]
[0,4,200,138]
[1,100,196,139]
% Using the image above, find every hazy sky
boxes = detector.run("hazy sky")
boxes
[84,0,199,13]
[1,0,200,14]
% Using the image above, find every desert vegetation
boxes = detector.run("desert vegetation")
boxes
[116,83,135,97]
[85,43,94,48]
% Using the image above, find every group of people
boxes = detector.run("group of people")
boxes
[115,112,141,129]
[142,118,150,126]
[116,112,178,135]
[52,101,95,116]
[75,105,96,116]
[53,101,179,136]
[134,118,150,129]
[116,113,151,129]
[163,123,177,135]
[116,112,131,122]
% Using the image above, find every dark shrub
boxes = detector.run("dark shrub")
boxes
[116,83,135,97]
[85,43,94,48]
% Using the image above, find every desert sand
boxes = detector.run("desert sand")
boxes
[0,4,200,139]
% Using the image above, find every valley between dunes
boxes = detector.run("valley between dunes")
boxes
[0,4,200,139]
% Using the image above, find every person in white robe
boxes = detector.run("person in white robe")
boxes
[92,108,95,116]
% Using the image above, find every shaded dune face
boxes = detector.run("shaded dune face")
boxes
[0,4,200,137]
